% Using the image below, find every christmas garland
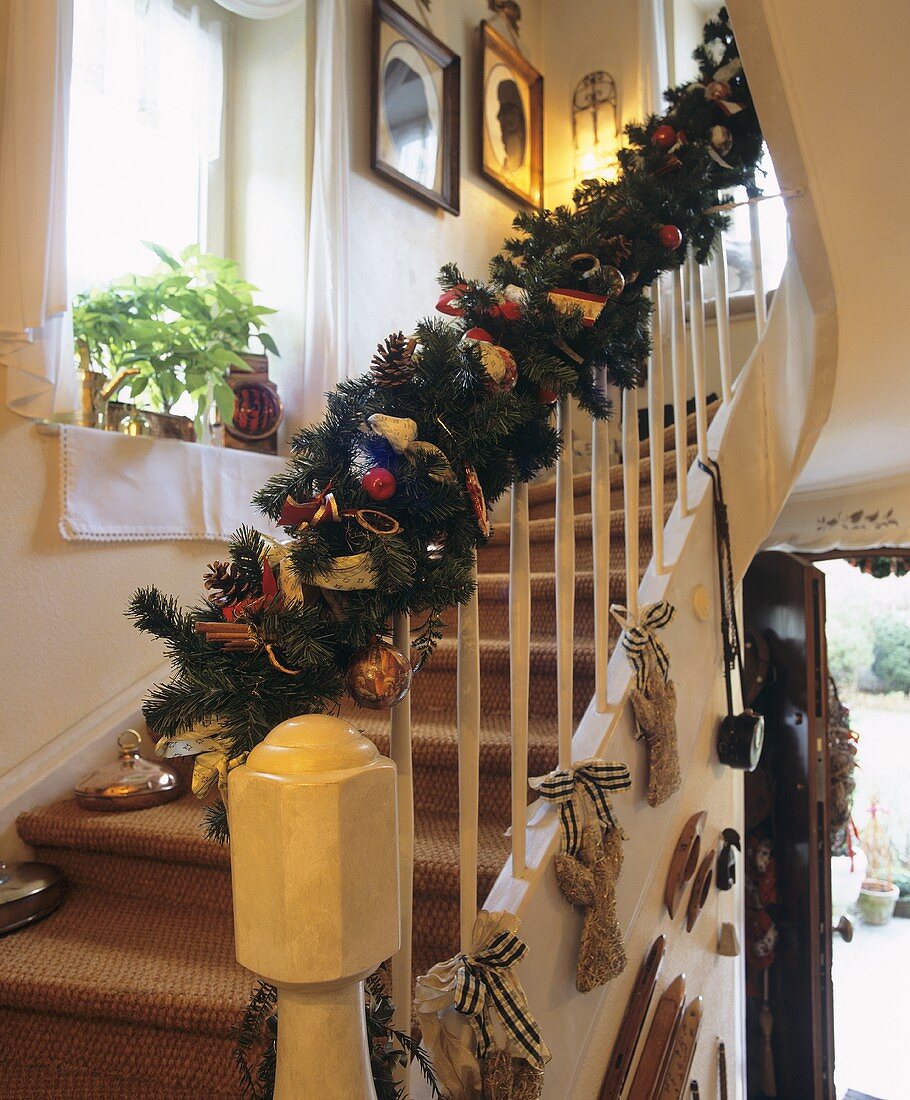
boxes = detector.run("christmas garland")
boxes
[129,9,764,846]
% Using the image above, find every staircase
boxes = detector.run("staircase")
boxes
[0,409,703,1098]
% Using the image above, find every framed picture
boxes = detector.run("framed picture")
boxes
[372,0,460,215]
[480,22,543,209]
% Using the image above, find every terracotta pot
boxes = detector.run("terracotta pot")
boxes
[857,879,899,926]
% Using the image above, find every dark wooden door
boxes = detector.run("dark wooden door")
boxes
[743,551,835,1100]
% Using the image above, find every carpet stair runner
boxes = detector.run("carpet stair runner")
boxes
[0,404,712,1097]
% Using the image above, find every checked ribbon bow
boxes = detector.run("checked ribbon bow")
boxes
[452,920,549,1069]
[529,759,632,853]
[610,600,676,691]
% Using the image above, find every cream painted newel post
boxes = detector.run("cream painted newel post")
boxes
[229,715,400,1099]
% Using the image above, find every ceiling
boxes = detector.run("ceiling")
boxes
[760,0,910,494]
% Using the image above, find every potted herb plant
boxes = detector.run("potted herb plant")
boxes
[72,243,280,443]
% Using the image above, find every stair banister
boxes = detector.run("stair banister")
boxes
[457,559,481,950]
[229,714,399,1100]
[621,387,640,621]
[749,199,768,337]
[592,368,611,712]
[670,266,690,517]
[555,396,576,768]
[509,479,532,877]
[714,236,734,402]
[389,610,414,1041]
[647,283,666,576]
[687,252,710,465]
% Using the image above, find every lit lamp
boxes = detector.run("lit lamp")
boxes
[572,71,620,180]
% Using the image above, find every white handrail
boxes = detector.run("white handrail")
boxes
[457,559,481,952]
[591,371,611,711]
[389,612,413,1041]
[687,252,710,465]
[749,201,768,337]
[713,236,734,402]
[670,266,689,517]
[621,387,640,621]
[647,285,665,575]
[555,397,576,769]
[509,481,531,877]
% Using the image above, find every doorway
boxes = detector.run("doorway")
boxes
[819,555,910,1100]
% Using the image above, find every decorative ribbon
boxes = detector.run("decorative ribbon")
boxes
[365,413,455,482]
[610,600,676,690]
[279,484,401,536]
[452,923,548,1068]
[687,58,744,118]
[529,758,632,852]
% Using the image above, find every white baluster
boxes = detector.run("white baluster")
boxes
[457,560,481,952]
[647,285,665,575]
[592,371,611,712]
[622,387,640,621]
[670,266,689,517]
[714,235,733,403]
[389,611,413,1042]
[687,252,709,465]
[749,200,768,337]
[509,481,531,877]
[555,396,576,769]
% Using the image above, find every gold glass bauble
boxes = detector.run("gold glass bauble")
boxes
[344,640,412,710]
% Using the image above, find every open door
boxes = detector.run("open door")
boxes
[742,551,835,1100]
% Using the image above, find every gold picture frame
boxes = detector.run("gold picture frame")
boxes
[480,22,543,209]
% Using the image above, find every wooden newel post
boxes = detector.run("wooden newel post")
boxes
[229,714,400,1099]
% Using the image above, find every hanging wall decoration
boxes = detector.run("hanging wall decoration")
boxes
[612,602,682,807]
[480,21,543,208]
[529,759,632,992]
[372,0,461,214]
[415,910,550,1100]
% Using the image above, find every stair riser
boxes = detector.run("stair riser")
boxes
[478,524,654,575]
[31,845,233,915]
[526,465,683,521]
[470,577,630,640]
[410,652,596,724]
[0,1008,241,1099]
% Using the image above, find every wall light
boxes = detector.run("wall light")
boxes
[572,71,620,181]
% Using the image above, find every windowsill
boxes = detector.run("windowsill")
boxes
[37,421,285,542]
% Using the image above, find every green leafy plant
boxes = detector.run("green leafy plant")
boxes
[872,616,910,695]
[72,243,279,439]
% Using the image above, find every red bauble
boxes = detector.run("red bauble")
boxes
[651,124,677,150]
[537,386,559,406]
[658,224,683,250]
[463,326,494,343]
[361,467,397,501]
[496,299,522,322]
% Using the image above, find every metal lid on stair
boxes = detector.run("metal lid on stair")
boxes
[74,729,182,812]
[0,861,66,934]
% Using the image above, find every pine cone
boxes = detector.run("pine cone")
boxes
[370,331,417,386]
[203,561,254,605]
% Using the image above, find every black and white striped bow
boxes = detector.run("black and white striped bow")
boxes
[453,928,547,1068]
[610,600,676,690]
[529,758,631,853]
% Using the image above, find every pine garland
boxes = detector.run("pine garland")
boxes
[128,8,764,843]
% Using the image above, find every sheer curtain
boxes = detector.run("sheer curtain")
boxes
[67,0,225,292]
[0,0,73,419]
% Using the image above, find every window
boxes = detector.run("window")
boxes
[67,0,227,295]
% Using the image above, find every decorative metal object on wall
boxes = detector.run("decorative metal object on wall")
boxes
[716,828,741,890]
[225,355,283,455]
[572,70,619,180]
[74,730,181,812]
[480,21,543,208]
[372,0,460,214]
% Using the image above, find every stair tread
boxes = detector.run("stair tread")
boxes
[483,502,668,546]
[0,886,249,1035]
[18,796,229,868]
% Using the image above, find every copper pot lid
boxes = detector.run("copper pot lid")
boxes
[0,861,66,935]
[74,729,181,812]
